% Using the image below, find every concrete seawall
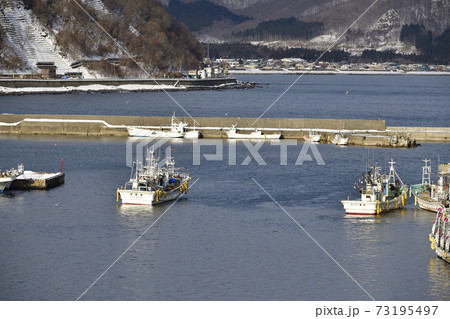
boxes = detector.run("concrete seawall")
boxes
[387,126,450,142]
[0,114,385,136]
[0,114,449,146]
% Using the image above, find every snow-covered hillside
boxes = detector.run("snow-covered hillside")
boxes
[83,0,110,15]
[0,0,74,73]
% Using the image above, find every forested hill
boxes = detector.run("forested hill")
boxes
[158,0,449,62]
[166,0,250,32]
[0,0,204,76]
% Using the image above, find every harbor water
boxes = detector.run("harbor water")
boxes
[0,74,449,127]
[0,74,450,300]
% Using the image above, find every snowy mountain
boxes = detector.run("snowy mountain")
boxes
[160,0,450,53]
[0,0,203,76]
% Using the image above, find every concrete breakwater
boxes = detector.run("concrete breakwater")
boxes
[387,127,450,143]
[0,114,448,146]
[0,77,237,89]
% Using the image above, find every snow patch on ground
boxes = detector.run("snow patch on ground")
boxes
[309,34,338,44]
[83,0,110,15]
[0,3,73,73]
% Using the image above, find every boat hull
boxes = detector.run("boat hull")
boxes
[118,188,183,205]
[416,196,442,213]
[184,131,201,139]
[0,177,16,194]
[332,138,349,145]
[435,246,450,264]
[127,127,184,138]
[226,132,281,139]
[341,192,407,215]
[411,186,443,213]
[304,136,321,143]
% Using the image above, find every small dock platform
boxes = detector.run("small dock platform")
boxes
[11,171,65,190]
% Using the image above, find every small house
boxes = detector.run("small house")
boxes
[36,62,57,79]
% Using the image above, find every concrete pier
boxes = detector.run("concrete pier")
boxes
[11,171,65,190]
[0,114,449,146]
[387,127,450,142]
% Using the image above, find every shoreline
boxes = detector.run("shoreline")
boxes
[229,69,450,76]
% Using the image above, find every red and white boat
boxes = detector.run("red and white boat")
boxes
[117,149,190,205]
[341,159,408,215]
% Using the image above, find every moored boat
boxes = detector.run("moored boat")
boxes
[429,206,450,264]
[127,113,188,138]
[341,159,408,215]
[304,131,321,143]
[411,160,449,213]
[0,164,24,194]
[183,122,202,139]
[184,130,201,138]
[332,133,348,145]
[117,149,190,205]
[225,125,281,139]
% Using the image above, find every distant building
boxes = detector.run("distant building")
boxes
[62,72,83,79]
[36,62,57,79]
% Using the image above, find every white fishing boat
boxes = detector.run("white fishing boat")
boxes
[411,160,449,213]
[332,133,349,145]
[0,164,24,194]
[117,149,190,205]
[304,131,321,143]
[183,122,201,139]
[226,125,281,139]
[127,114,188,138]
[341,159,408,215]
[429,206,450,264]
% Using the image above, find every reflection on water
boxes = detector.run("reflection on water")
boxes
[116,204,156,217]
[413,207,437,218]
[427,257,450,299]
[343,214,384,223]
[126,137,186,145]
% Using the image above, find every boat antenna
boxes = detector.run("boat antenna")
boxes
[130,160,136,179]
[367,148,370,168]
[372,148,374,168]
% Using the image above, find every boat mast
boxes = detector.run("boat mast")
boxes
[422,158,431,185]
[388,158,396,184]
[388,158,404,185]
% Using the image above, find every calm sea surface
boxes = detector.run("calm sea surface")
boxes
[1,74,449,126]
[0,75,449,301]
